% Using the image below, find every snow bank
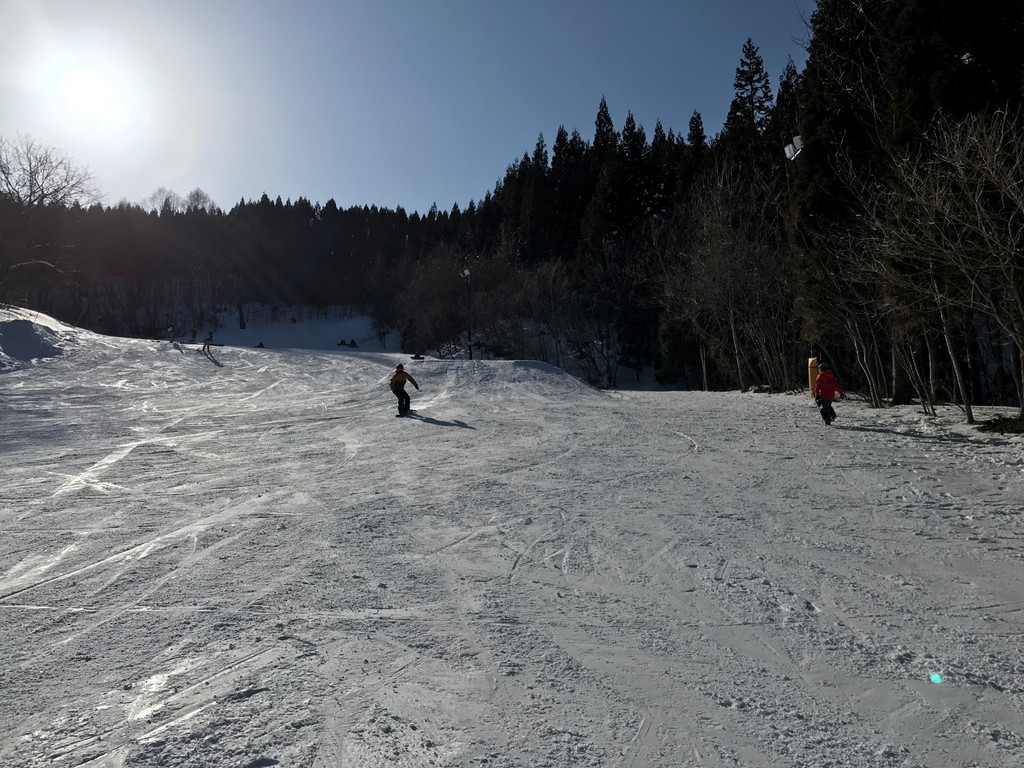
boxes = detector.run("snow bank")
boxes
[0,308,69,373]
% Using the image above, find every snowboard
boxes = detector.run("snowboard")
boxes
[395,409,417,418]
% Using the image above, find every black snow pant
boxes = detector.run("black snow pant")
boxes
[392,386,411,414]
[818,398,837,425]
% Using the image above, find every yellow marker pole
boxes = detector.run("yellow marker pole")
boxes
[808,357,819,398]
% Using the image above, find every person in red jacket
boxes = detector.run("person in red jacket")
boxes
[389,363,419,416]
[813,362,845,425]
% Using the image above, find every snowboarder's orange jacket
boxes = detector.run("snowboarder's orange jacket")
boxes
[813,369,844,401]
[389,370,418,391]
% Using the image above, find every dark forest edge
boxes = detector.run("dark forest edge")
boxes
[2,1,1023,423]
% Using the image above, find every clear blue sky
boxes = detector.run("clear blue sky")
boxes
[2,0,813,214]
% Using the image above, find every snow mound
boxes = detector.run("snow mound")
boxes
[0,315,64,373]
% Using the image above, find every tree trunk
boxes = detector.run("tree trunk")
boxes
[700,343,709,392]
[926,332,941,405]
[1012,341,1024,419]
[847,316,886,407]
[938,300,974,424]
[729,307,745,391]
[890,331,914,405]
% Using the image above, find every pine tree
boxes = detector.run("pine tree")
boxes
[789,0,888,295]
[648,121,677,221]
[686,111,706,154]
[790,0,911,406]
[882,0,1024,148]
[549,126,589,260]
[720,39,775,161]
[766,59,802,162]
[616,112,649,231]
[680,110,708,197]
[591,96,618,164]
[524,133,551,261]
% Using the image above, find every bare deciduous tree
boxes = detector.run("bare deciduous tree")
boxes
[665,156,799,392]
[142,187,184,215]
[0,135,102,304]
[0,134,101,208]
[856,110,1024,420]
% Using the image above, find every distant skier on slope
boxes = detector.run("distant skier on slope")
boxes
[389,363,419,416]
[813,362,845,426]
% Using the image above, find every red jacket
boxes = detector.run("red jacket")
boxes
[814,369,844,400]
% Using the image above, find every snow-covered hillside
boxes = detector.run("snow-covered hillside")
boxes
[2,307,1023,768]
[204,305,393,353]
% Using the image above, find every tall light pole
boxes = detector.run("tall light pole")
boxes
[462,268,473,360]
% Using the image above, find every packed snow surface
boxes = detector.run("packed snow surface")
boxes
[2,307,1023,768]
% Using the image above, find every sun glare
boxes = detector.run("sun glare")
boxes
[14,16,174,200]
[57,69,129,124]
[25,33,151,144]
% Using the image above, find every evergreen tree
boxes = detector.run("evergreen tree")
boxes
[591,96,618,163]
[766,59,802,161]
[720,39,775,161]
[648,121,677,220]
[523,133,551,261]
[882,0,1024,148]
[678,111,708,199]
[549,126,590,260]
[788,0,888,310]
[616,112,649,231]
[686,111,706,154]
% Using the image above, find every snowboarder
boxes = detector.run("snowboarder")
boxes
[201,332,213,353]
[389,363,419,416]
[167,326,175,343]
[813,362,845,425]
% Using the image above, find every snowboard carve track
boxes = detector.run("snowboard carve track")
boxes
[29,536,242,659]
[429,524,499,554]
[507,535,553,585]
[0,506,246,602]
[608,713,656,768]
[24,648,288,766]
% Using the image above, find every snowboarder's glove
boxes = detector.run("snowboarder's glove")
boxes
[814,397,822,406]
[839,393,847,400]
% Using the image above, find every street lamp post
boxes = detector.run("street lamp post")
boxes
[462,268,473,360]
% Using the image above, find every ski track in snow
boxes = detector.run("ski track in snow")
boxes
[2,310,1024,767]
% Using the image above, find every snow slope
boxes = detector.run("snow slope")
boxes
[204,307,391,352]
[2,308,1024,768]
